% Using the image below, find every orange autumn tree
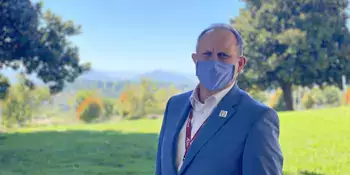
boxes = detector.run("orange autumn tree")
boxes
[345,87,350,105]
[75,90,104,123]
[116,90,132,118]
[120,91,128,103]
[117,88,133,118]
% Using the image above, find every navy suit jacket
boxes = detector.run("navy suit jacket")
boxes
[155,84,283,175]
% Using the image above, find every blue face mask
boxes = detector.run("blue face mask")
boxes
[196,59,235,91]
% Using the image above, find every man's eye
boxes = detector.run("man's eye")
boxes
[203,52,212,56]
[218,53,229,58]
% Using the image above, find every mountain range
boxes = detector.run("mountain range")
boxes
[1,68,198,87]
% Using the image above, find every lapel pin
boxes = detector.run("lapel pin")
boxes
[219,110,228,118]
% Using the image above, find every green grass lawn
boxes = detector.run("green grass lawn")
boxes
[0,107,349,175]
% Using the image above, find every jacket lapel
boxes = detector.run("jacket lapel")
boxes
[170,94,192,174]
[179,84,242,175]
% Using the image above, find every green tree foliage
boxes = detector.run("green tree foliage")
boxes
[118,79,155,119]
[247,85,268,104]
[74,90,99,106]
[268,88,287,111]
[0,75,10,99]
[309,87,325,107]
[232,0,350,110]
[0,0,90,96]
[139,79,158,115]
[118,79,180,119]
[300,86,342,109]
[101,98,116,119]
[1,75,50,127]
[154,85,180,114]
[274,91,287,111]
[322,86,342,106]
[301,91,314,109]
[73,79,181,121]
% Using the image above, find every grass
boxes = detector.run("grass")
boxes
[0,106,349,175]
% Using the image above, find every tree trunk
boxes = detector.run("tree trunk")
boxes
[281,83,294,111]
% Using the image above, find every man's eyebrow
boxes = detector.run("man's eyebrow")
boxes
[201,49,214,54]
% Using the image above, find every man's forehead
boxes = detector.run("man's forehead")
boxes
[197,28,237,49]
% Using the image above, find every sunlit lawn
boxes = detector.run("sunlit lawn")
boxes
[0,106,349,175]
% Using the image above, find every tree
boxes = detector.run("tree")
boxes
[322,86,342,106]
[74,90,99,106]
[117,79,156,119]
[247,85,268,104]
[117,79,179,119]
[2,75,50,127]
[232,0,350,110]
[78,102,102,123]
[301,91,314,109]
[346,87,350,105]
[101,97,116,119]
[0,0,90,96]
[75,90,104,122]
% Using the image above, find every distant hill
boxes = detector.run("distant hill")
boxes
[75,69,197,87]
[1,68,197,87]
[77,70,140,81]
[64,69,197,97]
[131,69,197,85]
[1,68,196,109]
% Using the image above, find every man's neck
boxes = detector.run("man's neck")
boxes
[197,84,221,103]
[197,82,235,103]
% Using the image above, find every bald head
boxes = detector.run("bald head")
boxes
[196,24,244,56]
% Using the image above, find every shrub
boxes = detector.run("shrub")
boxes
[78,102,102,123]
[274,94,287,111]
[322,86,341,106]
[269,88,287,111]
[309,87,325,107]
[301,92,315,109]
[102,98,115,119]
[248,85,268,104]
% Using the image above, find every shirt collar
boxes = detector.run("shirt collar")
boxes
[189,82,235,111]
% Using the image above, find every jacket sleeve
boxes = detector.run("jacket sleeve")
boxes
[242,108,284,175]
[155,97,172,175]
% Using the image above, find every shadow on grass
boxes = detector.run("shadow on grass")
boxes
[1,131,329,175]
[299,171,325,175]
[284,170,325,175]
[0,130,159,175]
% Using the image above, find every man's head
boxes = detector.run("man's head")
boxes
[192,23,247,91]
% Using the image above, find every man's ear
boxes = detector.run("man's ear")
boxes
[238,56,247,73]
[192,53,197,64]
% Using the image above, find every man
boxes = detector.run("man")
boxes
[155,23,283,175]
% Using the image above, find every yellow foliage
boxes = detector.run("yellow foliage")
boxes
[268,88,283,108]
[301,92,315,109]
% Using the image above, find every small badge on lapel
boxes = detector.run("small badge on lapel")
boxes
[219,110,228,118]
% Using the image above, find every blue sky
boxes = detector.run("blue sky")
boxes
[36,0,245,74]
[36,1,349,75]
